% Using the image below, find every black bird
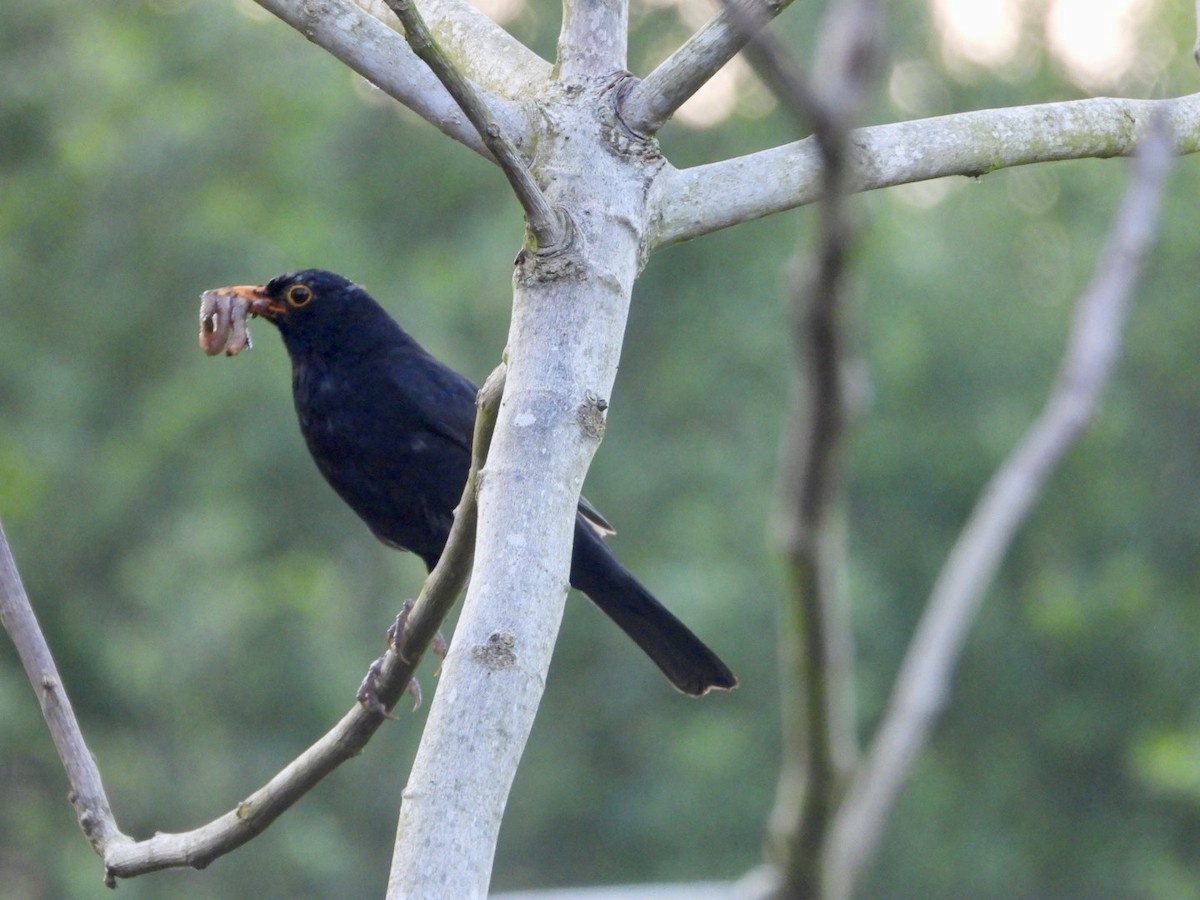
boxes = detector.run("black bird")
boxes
[215,269,736,695]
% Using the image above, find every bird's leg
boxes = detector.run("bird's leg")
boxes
[355,600,426,717]
[388,599,447,675]
[355,656,422,716]
[387,599,417,663]
[352,599,426,714]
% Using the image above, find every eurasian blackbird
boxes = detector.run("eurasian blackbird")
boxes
[214,269,736,695]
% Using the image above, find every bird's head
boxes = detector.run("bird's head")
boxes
[211,269,394,356]
[214,269,358,326]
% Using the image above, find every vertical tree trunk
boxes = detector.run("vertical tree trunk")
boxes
[387,70,665,897]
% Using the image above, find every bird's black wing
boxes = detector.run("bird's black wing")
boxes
[389,347,478,458]
[293,343,477,568]
[309,339,616,563]
[385,346,618,538]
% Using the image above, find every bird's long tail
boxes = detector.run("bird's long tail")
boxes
[570,524,737,696]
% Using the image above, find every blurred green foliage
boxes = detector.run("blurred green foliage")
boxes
[1,0,1198,897]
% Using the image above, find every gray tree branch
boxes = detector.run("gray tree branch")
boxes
[0,521,133,873]
[384,63,664,895]
[410,0,552,91]
[620,0,794,136]
[653,93,1200,246]
[557,0,628,80]
[253,0,541,157]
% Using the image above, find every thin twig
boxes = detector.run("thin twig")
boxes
[383,0,565,250]
[3,369,504,885]
[739,1,882,893]
[822,116,1174,900]
[400,0,553,93]
[621,0,794,137]
[253,0,537,159]
[719,0,830,138]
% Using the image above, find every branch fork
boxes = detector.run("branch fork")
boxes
[381,0,564,247]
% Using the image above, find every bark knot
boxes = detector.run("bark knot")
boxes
[604,73,665,162]
[471,632,518,670]
[577,391,609,440]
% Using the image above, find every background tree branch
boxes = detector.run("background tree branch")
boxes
[822,114,1174,900]
[737,1,880,895]
[1192,0,1200,64]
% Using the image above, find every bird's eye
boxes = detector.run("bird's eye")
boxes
[285,284,313,307]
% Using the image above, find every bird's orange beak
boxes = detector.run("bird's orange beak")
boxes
[214,284,286,319]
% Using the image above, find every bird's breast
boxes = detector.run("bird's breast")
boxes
[292,360,356,437]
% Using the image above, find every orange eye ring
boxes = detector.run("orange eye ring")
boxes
[285,283,313,307]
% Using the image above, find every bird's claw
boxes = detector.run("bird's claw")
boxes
[366,600,425,711]
[356,653,423,715]
[388,600,447,676]
[356,656,397,719]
